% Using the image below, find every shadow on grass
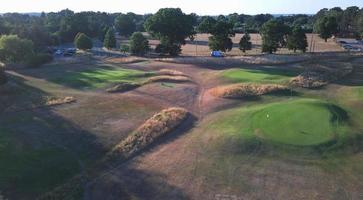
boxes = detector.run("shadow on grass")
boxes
[86,165,188,200]
[12,64,146,90]
[0,75,107,199]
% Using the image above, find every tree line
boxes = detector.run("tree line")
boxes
[0,6,362,64]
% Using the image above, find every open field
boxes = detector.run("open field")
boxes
[119,33,345,57]
[1,53,363,199]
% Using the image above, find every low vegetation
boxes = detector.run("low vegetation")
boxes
[106,69,189,93]
[108,107,189,159]
[106,82,141,93]
[210,83,288,98]
[222,68,297,84]
[290,63,353,88]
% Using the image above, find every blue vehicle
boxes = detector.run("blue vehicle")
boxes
[211,51,224,57]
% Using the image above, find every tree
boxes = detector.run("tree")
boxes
[115,14,136,37]
[260,20,289,54]
[208,35,233,52]
[144,8,195,56]
[357,11,363,40]
[129,32,149,55]
[74,33,93,50]
[120,44,130,54]
[0,35,34,63]
[314,16,338,42]
[103,28,116,49]
[197,17,217,33]
[287,26,308,53]
[239,33,252,53]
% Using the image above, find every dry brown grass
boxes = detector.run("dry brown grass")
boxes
[155,69,187,76]
[210,83,289,99]
[290,62,353,88]
[44,96,76,106]
[108,107,189,159]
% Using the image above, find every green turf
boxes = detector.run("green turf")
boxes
[221,68,297,84]
[0,128,81,196]
[51,68,146,89]
[211,99,349,147]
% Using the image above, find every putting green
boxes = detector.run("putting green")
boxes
[210,99,349,148]
[250,99,346,146]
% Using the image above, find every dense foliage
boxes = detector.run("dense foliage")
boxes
[74,33,93,50]
[0,35,34,63]
[287,26,308,52]
[129,32,149,55]
[260,20,290,54]
[314,6,363,40]
[103,28,116,49]
[115,14,136,37]
[239,33,252,52]
[198,16,235,52]
[144,8,196,55]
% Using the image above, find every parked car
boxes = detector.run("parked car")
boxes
[211,51,224,57]
[54,49,63,56]
[63,48,76,57]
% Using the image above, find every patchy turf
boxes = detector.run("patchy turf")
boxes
[221,68,298,84]
[51,68,146,89]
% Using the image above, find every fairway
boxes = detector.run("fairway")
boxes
[51,67,146,89]
[221,68,297,84]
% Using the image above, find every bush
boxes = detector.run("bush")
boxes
[210,83,289,98]
[120,44,130,53]
[27,53,53,67]
[74,33,93,50]
[0,35,34,63]
[129,32,149,55]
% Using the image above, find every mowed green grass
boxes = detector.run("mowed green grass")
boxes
[221,68,298,84]
[211,99,349,147]
[0,128,80,197]
[51,68,146,89]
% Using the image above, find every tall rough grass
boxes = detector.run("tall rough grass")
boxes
[108,107,189,159]
[210,83,289,98]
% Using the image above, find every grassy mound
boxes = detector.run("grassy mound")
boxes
[108,107,189,159]
[222,68,297,84]
[210,83,289,99]
[144,75,191,84]
[211,99,349,148]
[156,69,186,76]
[106,82,142,93]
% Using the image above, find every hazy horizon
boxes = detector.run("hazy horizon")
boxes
[1,0,362,15]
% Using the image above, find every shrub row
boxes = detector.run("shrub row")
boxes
[211,83,289,98]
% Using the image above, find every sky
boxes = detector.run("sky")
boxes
[0,0,362,15]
